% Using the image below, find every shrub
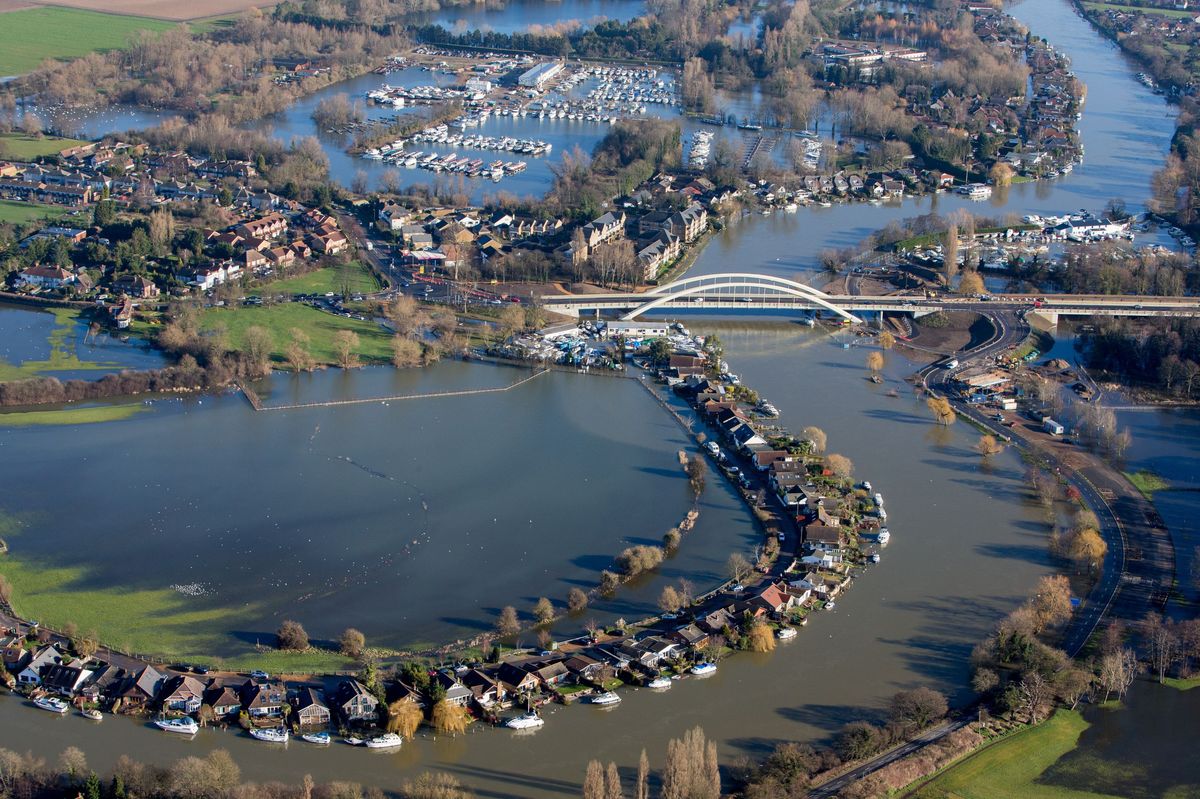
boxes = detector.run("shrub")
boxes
[276,620,309,651]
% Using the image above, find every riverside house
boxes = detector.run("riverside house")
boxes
[242,680,287,718]
[333,679,379,722]
[202,684,243,721]
[294,686,331,728]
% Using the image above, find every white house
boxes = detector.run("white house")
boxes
[17,644,65,686]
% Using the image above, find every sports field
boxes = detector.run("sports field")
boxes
[4,0,274,22]
[0,6,177,76]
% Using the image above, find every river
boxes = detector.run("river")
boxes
[0,0,1188,793]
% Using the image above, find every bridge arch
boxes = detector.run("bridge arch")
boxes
[623,273,862,323]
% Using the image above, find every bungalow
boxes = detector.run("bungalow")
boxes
[562,654,614,686]
[462,669,506,708]
[432,671,473,707]
[634,636,683,665]
[242,681,287,718]
[333,679,380,722]
[202,684,243,720]
[497,662,540,695]
[17,644,64,686]
[293,687,331,728]
[804,523,844,548]
[529,660,570,689]
[750,583,795,615]
[1,637,29,674]
[41,663,95,697]
[731,423,768,452]
[116,666,164,712]
[161,675,207,714]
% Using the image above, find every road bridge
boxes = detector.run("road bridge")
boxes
[540,274,1200,325]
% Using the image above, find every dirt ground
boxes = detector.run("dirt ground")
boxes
[903,310,988,355]
[22,0,275,20]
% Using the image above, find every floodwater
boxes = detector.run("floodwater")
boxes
[0,361,754,654]
[0,303,167,382]
[409,0,644,34]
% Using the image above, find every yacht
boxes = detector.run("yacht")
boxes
[591,691,621,705]
[249,727,289,743]
[690,662,717,676]
[155,717,200,735]
[364,733,404,749]
[34,697,69,714]
[506,712,545,730]
[647,675,673,689]
[870,552,882,564]
[300,732,331,745]
[873,492,885,507]
[776,627,798,640]
[877,528,891,546]
[81,708,103,721]
[861,481,872,492]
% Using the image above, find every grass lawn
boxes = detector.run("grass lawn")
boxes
[909,712,1125,799]
[0,132,91,160]
[202,302,393,367]
[0,199,71,226]
[0,403,145,427]
[1124,469,1170,498]
[0,7,178,76]
[0,308,125,382]
[219,649,357,675]
[1163,676,1200,691]
[1082,0,1196,17]
[264,262,381,296]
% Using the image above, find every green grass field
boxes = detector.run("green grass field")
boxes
[909,712,1125,799]
[0,404,145,427]
[202,302,393,367]
[0,132,91,160]
[0,7,177,76]
[1081,0,1196,17]
[1124,469,1170,498]
[0,199,72,226]
[264,262,381,296]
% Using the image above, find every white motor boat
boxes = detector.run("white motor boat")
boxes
[877,528,891,546]
[690,662,717,676]
[344,736,365,746]
[648,675,672,689]
[364,733,403,749]
[249,727,289,743]
[155,717,199,735]
[81,708,103,721]
[776,627,798,640]
[870,552,882,563]
[505,712,545,730]
[300,732,331,745]
[34,697,68,714]
[591,691,621,705]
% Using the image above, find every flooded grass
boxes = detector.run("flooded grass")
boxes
[0,404,146,427]
[0,308,125,381]
[1124,469,1170,498]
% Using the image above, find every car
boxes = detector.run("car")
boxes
[193,665,210,675]
[660,612,679,621]
[731,584,745,593]
[249,670,270,681]
[728,466,741,477]
[777,533,785,542]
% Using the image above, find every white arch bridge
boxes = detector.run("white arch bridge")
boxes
[538,273,1200,324]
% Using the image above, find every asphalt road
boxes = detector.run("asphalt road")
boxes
[808,720,968,799]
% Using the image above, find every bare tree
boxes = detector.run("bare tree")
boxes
[583,760,605,799]
[495,606,520,638]
[636,750,650,799]
[1143,614,1179,683]
[802,426,827,454]
[567,587,589,614]
[533,597,555,625]
[727,553,752,584]
[339,628,366,658]
[662,727,719,799]
[1018,672,1052,722]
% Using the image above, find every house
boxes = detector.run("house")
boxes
[17,644,64,686]
[333,679,380,722]
[669,623,710,649]
[112,274,160,299]
[17,265,74,290]
[699,607,737,636]
[581,211,626,248]
[379,202,410,232]
[241,681,287,718]
[433,671,473,707]
[462,669,506,708]
[41,663,95,697]
[115,665,164,712]
[529,660,570,689]
[79,663,124,706]
[161,675,207,713]
[562,654,613,686]
[202,684,243,720]
[750,583,795,615]
[496,662,540,695]
[804,524,844,547]
[236,214,288,241]
[1,637,29,674]
[389,680,428,709]
[310,229,349,255]
[293,687,331,728]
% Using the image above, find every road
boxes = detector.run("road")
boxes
[808,720,968,799]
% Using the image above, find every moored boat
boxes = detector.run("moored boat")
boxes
[33,697,68,714]
[301,732,331,745]
[690,662,717,676]
[364,733,403,749]
[776,627,798,640]
[647,675,672,689]
[591,691,621,705]
[249,727,289,743]
[155,717,199,735]
[505,712,545,729]
[81,708,103,721]
[877,528,891,546]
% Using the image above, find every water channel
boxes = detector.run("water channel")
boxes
[0,0,1193,793]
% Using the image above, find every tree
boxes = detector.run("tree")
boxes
[1030,575,1073,632]
[663,528,682,553]
[498,304,526,340]
[727,553,752,584]
[976,435,1004,457]
[684,456,706,499]
[276,620,309,651]
[1068,528,1107,573]
[866,351,884,372]
[59,747,88,781]
[889,687,948,732]
[835,721,883,761]
[616,545,665,577]
[662,727,719,799]
[1143,614,1179,683]
[85,773,102,799]
[926,396,957,425]
[333,329,360,369]
[567,587,588,614]
[392,335,423,368]
[583,760,605,799]
[0,573,10,605]
[825,453,854,479]
[878,331,895,350]
[387,699,422,738]
[659,585,683,614]
[943,224,959,282]
[1098,648,1138,702]
[990,161,1015,186]
[286,328,314,372]
[242,325,273,373]
[76,632,100,660]
[534,597,555,625]
[600,570,620,597]
[747,620,776,653]
[401,772,472,799]
[648,338,672,366]
[495,606,520,638]
[1054,667,1092,710]
[605,762,623,799]
[339,628,366,658]
[636,750,649,799]
[802,426,827,453]
[1018,671,1052,722]
[958,270,985,295]
[430,699,471,735]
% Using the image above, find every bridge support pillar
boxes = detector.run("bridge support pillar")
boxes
[1027,310,1059,331]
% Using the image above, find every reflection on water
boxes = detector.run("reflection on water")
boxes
[0,303,167,381]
